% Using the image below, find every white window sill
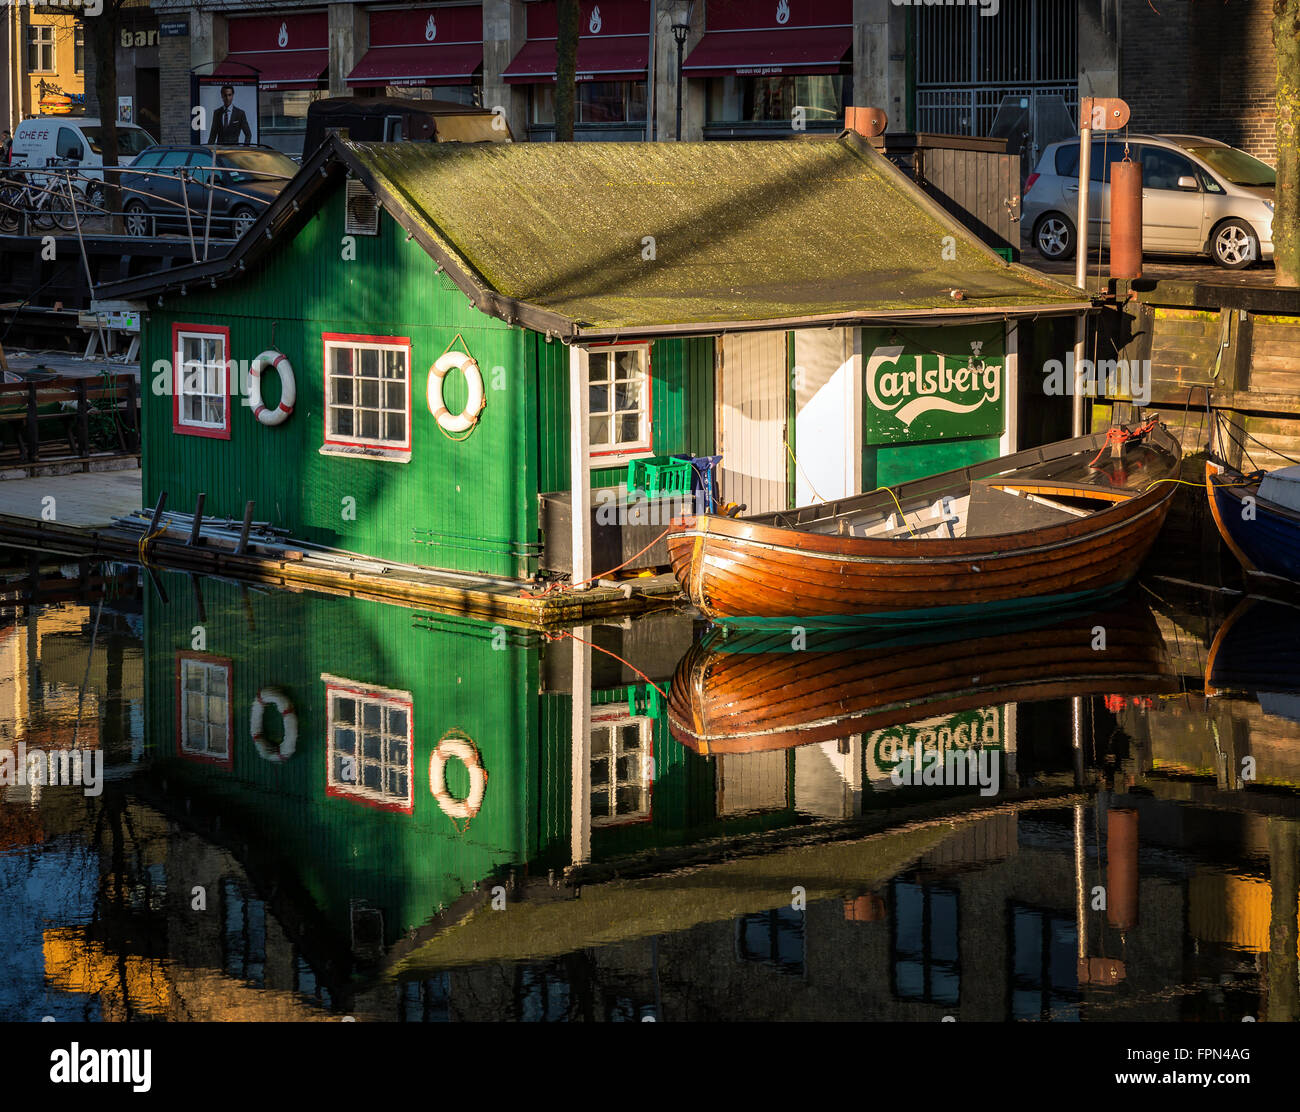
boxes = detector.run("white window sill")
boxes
[590,447,655,468]
[319,444,411,463]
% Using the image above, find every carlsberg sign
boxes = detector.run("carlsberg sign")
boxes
[863,328,1006,445]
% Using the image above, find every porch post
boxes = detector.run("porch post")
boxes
[1000,321,1019,457]
[570,625,592,867]
[569,343,592,588]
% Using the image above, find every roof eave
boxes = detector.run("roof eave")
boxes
[570,300,1097,344]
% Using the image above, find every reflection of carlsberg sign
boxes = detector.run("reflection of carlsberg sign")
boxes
[866,345,1001,428]
[870,707,1001,772]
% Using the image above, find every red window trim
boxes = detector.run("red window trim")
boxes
[174,651,234,768]
[323,678,415,814]
[588,339,654,462]
[321,331,414,455]
[172,322,232,440]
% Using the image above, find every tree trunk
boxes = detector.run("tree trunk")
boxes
[1274,0,1300,285]
[86,7,124,232]
[555,0,579,142]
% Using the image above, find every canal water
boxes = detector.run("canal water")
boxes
[1,550,1298,1023]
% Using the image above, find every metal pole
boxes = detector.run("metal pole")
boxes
[1072,122,1092,437]
[675,37,685,141]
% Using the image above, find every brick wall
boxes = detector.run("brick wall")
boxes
[1120,0,1276,164]
[159,21,192,145]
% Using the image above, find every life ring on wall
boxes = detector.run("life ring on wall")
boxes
[427,351,485,434]
[429,732,487,820]
[250,686,297,762]
[249,350,296,427]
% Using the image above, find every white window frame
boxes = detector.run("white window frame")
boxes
[178,655,232,763]
[587,342,652,465]
[323,674,414,813]
[174,327,230,434]
[28,25,55,74]
[590,706,653,827]
[73,24,84,75]
[321,333,412,461]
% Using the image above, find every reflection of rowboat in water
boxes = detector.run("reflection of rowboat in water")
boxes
[667,602,1177,755]
[667,424,1181,627]
[1205,597,1300,722]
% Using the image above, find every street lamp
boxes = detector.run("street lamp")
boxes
[671,23,690,141]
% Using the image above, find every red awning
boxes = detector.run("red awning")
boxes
[503,35,648,83]
[346,43,483,87]
[209,50,329,90]
[682,27,852,78]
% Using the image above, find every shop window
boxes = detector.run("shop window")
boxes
[706,74,848,127]
[28,25,55,73]
[324,676,414,813]
[529,81,647,126]
[1010,903,1080,1021]
[176,653,232,766]
[587,343,651,462]
[172,324,231,439]
[590,706,653,827]
[736,907,805,975]
[322,333,412,459]
[258,89,325,157]
[222,878,266,986]
[892,880,960,1005]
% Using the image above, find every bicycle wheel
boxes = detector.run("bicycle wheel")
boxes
[0,185,20,232]
[49,182,78,231]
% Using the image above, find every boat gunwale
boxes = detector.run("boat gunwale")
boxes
[669,427,1182,561]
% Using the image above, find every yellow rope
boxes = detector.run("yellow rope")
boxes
[1143,477,1256,492]
[137,526,166,568]
[781,438,918,537]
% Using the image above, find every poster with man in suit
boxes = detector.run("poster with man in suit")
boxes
[198,83,257,145]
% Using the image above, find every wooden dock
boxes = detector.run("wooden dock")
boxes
[0,470,685,627]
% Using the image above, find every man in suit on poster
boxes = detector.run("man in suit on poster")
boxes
[208,86,252,145]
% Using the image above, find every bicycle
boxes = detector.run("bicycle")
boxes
[0,166,81,232]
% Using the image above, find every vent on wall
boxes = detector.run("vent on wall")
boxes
[345,178,379,236]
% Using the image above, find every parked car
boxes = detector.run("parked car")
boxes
[8,116,157,206]
[119,145,299,239]
[1022,133,1275,269]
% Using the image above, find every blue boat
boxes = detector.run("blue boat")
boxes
[1206,461,1300,586]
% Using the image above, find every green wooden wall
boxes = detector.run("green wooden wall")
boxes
[144,573,545,950]
[535,333,716,492]
[140,188,538,579]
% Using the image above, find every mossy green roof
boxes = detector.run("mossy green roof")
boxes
[344,133,1088,339]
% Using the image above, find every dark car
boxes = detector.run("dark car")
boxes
[119,145,299,239]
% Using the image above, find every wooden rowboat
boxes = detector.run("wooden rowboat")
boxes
[667,425,1182,626]
[667,602,1176,756]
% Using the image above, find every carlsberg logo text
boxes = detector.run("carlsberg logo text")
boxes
[866,345,1001,428]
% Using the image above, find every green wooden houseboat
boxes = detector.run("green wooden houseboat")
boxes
[100,131,1088,587]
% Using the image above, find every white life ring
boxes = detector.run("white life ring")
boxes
[250,686,297,762]
[427,351,485,434]
[429,733,487,820]
[249,350,295,427]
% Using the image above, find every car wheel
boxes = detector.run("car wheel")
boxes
[1035,213,1076,261]
[1210,219,1259,269]
[230,206,257,238]
[86,182,106,212]
[124,200,151,237]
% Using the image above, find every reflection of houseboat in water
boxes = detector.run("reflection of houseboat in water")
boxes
[19,570,1300,1021]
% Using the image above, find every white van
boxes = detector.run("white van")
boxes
[8,117,157,204]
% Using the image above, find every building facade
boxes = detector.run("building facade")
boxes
[2,1,86,133]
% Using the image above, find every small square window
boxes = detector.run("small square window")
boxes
[173,325,231,439]
[176,654,232,766]
[322,334,411,458]
[587,344,651,463]
[325,676,414,813]
[590,709,652,827]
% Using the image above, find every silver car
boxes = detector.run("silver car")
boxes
[1022,133,1275,269]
